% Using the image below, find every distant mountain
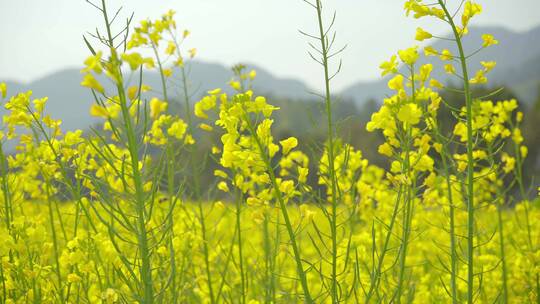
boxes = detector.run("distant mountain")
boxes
[342,25,540,106]
[4,69,99,132]
[2,25,540,133]
[1,61,314,131]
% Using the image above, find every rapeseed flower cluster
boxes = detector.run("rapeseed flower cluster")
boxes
[0,1,539,303]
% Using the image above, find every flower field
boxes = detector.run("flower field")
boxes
[2,201,539,303]
[1,0,539,303]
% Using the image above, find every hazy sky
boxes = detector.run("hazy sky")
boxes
[1,0,539,91]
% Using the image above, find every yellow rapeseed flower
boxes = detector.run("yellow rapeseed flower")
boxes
[33,97,48,113]
[150,98,168,119]
[415,27,432,41]
[121,52,144,70]
[462,1,482,27]
[81,74,104,93]
[398,46,419,65]
[480,61,496,73]
[379,55,398,76]
[82,51,103,74]
[469,70,487,84]
[423,46,437,57]
[397,103,422,125]
[0,82,7,98]
[167,120,188,139]
[439,49,453,61]
[218,181,230,192]
[280,137,298,155]
[481,34,499,48]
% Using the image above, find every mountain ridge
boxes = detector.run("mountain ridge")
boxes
[341,24,540,105]
[2,25,540,132]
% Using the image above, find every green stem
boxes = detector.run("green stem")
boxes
[364,186,403,303]
[263,213,275,303]
[26,107,96,236]
[438,3,475,302]
[0,144,12,232]
[430,115,458,302]
[235,189,246,304]
[313,1,339,301]
[441,141,458,303]
[169,29,217,304]
[1,261,6,304]
[395,64,417,303]
[166,145,178,304]
[46,182,64,303]
[198,202,216,304]
[152,43,169,103]
[244,113,313,303]
[100,0,154,301]
[497,202,508,303]
[513,140,532,248]
[169,28,217,304]
[395,126,413,302]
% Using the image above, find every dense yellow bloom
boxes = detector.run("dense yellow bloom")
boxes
[415,153,434,172]
[378,143,393,157]
[67,273,82,283]
[366,105,396,133]
[0,6,536,304]
[102,289,119,303]
[278,179,296,196]
[167,119,188,139]
[397,103,422,125]
[501,153,516,173]
[194,95,217,119]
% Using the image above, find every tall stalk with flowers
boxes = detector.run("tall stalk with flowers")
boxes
[194,71,314,301]
[300,0,345,301]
